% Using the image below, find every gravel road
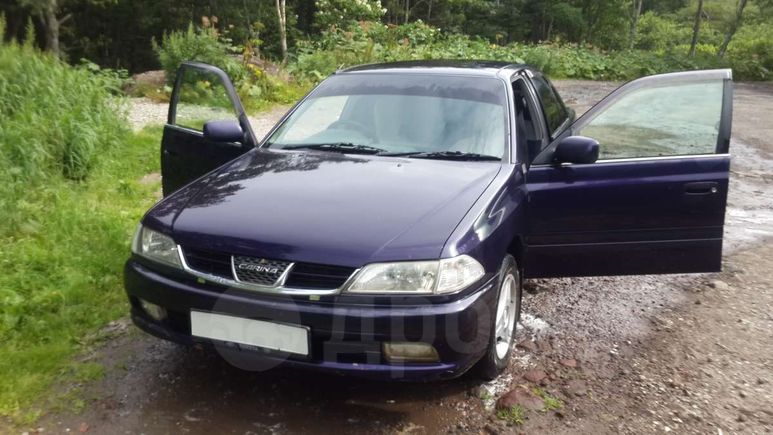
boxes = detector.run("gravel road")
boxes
[128,98,289,140]
[32,81,773,435]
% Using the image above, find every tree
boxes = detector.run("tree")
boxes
[689,0,703,57]
[717,0,748,58]
[20,0,71,56]
[275,0,287,63]
[314,0,386,30]
[629,0,643,49]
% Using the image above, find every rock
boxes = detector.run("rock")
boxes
[484,423,502,435]
[559,359,578,368]
[79,422,90,433]
[524,281,550,294]
[563,380,588,397]
[473,385,493,399]
[517,339,537,352]
[536,338,552,352]
[523,369,548,383]
[496,387,544,411]
[708,280,729,291]
[738,414,747,422]
[131,70,165,86]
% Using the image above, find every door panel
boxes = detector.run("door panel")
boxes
[161,62,256,196]
[525,69,732,278]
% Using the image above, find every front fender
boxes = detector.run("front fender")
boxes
[442,165,527,272]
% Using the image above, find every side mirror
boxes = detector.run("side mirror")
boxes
[203,120,243,144]
[554,136,599,164]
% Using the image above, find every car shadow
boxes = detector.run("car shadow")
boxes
[83,335,479,434]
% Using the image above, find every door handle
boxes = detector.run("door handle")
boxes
[684,181,719,195]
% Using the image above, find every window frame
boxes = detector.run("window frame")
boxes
[526,69,571,140]
[169,63,243,133]
[529,69,733,166]
[511,74,548,165]
[264,72,512,161]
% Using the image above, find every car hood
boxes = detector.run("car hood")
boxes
[159,150,501,267]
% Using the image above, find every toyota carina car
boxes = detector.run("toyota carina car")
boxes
[124,60,732,380]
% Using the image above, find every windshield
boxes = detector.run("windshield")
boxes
[265,73,508,159]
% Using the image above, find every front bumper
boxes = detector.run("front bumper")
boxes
[124,259,498,381]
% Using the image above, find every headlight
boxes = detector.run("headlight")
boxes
[131,224,182,268]
[346,255,484,295]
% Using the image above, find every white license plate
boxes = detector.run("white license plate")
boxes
[190,311,309,356]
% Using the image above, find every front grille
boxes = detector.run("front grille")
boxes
[182,247,356,290]
[284,263,355,289]
[233,256,291,286]
[184,248,231,278]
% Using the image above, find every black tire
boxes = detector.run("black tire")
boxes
[473,255,522,381]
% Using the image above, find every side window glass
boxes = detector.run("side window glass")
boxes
[513,80,545,162]
[174,67,237,131]
[578,80,723,160]
[531,75,568,137]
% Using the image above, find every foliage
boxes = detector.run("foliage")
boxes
[315,0,386,30]
[2,0,773,82]
[289,20,770,83]
[0,21,128,207]
[0,127,161,424]
[154,23,245,85]
[496,405,526,425]
[153,21,306,111]
[634,11,692,51]
[0,25,156,422]
[724,22,773,80]
[532,387,564,412]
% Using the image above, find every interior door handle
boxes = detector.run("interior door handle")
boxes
[684,181,719,195]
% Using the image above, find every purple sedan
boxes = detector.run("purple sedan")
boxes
[125,60,732,380]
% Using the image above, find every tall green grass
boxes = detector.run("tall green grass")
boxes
[0,16,162,424]
[0,16,128,233]
[0,126,162,423]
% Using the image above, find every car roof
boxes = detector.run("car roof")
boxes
[338,60,527,77]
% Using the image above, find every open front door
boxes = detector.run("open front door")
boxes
[524,69,733,278]
[161,62,257,196]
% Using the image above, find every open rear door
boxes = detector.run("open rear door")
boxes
[161,62,257,196]
[525,69,733,278]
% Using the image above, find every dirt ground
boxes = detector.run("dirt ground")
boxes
[24,80,773,435]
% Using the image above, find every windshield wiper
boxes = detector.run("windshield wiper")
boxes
[380,151,502,161]
[282,142,386,154]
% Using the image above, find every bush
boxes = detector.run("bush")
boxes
[314,0,386,30]
[153,23,245,85]
[288,20,772,84]
[725,23,773,81]
[154,22,306,112]
[635,12,691,51]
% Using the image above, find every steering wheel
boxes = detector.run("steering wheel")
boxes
[327,119,377,142]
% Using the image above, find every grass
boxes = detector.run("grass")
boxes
[496,405,526,425]
[532,387,564,412]
[0,126,161,424]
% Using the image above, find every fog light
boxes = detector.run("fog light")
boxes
[140,299,167,321]
[383,342,439,363]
